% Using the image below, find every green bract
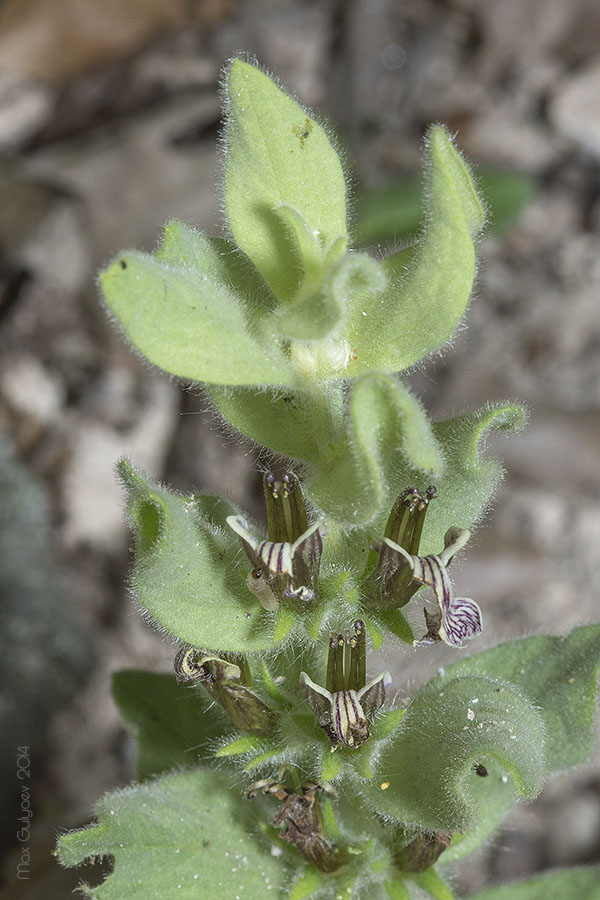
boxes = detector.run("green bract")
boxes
[111,670,226,780]
[58,56,600,900]
[118,460,279,652]
[56,769,289,899]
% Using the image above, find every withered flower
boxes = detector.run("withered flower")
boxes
[174,647,274,735]
[248,768,343,873]
[394,830,452,872]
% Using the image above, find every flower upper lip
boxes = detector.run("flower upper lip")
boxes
[227,514,325,606]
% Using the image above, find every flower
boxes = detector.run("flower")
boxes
[366,486,438,610]
[300,620,391,749]
[227,473,325,608]
[380,526,482,647]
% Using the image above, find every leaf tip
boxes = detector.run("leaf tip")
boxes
[426,123,486,235]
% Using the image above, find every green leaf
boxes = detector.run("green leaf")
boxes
[273,605,296,642]
[208,383,337,465]
[307,374,444,525]
[278,251,386,347]
[321,749,343,781]
[389,402,528,556]
[190,491,240,531]
[100,247,293,387]
[224,58,347,302]
[441,769,517,863]
[365,675,546,832]
[214,735,262,757]
[56,769,287,898]
[290,868,326,900]
[118,460,278,653]
[409,869,455,900]
[371,709,406,741]
[375,610,414,645]
[157,220,273,312]
[426,626,600,862]
[338,126,485,379]
[468,866,600,900]
[436,625,600,772]
[269,208,347,341]
[111,670,224,780]
[260,661,289,706]
[385,878,411,900]
[362,616,384,650]
[244,747,285,771]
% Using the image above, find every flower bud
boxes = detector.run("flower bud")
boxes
[174,647,275,735]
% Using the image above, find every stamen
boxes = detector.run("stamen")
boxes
[327,634,345,693]
[264,472,308,543]
[384,486,437,552]
[354,620,366,691]
[347,634,358,691]
[365,485,437,610]
[344,633,352,690]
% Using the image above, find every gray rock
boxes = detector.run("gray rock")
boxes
[62,375,178,551]
[0,435,93,847]
[0,74,55,151]
[549,57,600,158]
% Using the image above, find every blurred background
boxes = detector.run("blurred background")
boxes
[0,0,599,897]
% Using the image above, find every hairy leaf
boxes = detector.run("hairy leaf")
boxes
[270,210,352,341]
[435,625,600,772]
[56,769,287,898]
[282,252,387,364]
[208,382,339,465]
[157,220,275,317]
[365,675,546,832]
[436,626,600,862]
[381,402,527,556]
[307,374,444,525]
[334,126,485,379]
[224,58,347,302]
[441,769,517,863]
[100,247,293,387]
[111,670,224,780]
[118,460,278,653]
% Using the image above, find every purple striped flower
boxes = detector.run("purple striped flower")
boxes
[227,515,325,608]
[365,485,437,610]
[381,527,482,647]
[300,621,391,749]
